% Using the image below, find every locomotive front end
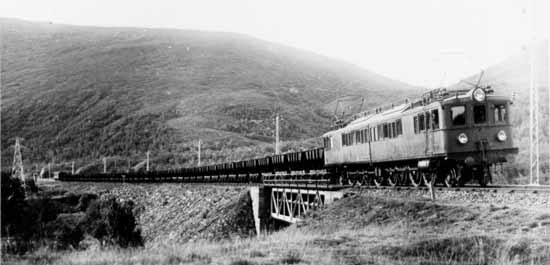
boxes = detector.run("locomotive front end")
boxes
[442,87,518,185]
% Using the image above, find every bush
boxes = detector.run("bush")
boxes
[1,173,26,238]
[85,197,143,247]
[1,178,142,254]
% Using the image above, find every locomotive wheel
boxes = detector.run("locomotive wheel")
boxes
[355,174,366,186]
[422,172,436,187]
[373,168,384,187]
[338,173,353,186]
[444,168,458,187]
[478,166,491,187]
[387,170,398,187]
[409,170,422,187]
[360,174,370,186]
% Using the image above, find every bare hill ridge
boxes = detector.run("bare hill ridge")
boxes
[0,18,418,169]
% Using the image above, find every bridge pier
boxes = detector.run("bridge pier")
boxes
[249,186,271,235]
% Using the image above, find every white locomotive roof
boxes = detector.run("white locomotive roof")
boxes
[322,100,441,137]
[321,87,509,138]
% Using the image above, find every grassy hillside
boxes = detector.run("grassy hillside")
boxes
[0,18,419,172]
[452,40,549,183]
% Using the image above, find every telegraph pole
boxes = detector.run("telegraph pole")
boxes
[71,161,75,175]
[197,139,201,166]
[527,0,540,185]
[103,157,107,173]
[547,40,550,184]
[146,151,150,171]
[275,113,280,155]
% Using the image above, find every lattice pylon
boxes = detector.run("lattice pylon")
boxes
[11,137,25,182]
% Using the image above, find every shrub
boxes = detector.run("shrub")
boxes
[84,197,143,247]
[281,250,302,264]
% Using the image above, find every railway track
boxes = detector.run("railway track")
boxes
[263,180,550,194]
[353,184,550,194]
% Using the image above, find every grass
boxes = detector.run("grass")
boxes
[6,225,549,265]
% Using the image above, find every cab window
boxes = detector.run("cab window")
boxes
[323,137,332,150]
[494,104,507,123]
[425,112,430,130]
[418,113,425,131]
[474,105,486,124]
[431,109,439,129]
[450,106,466,126]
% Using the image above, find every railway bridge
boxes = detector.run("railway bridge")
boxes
[249,181,343,234]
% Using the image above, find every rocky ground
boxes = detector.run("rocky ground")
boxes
[346,186,550,210]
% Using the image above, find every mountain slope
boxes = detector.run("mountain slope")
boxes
[1,18,419,170]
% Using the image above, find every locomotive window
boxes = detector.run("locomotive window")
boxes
[323,137,331,150]
[377,124,383,140]
[431,109,439,129]
[413,116,418,133]
[396,119,402,135]
[370,128,374,141]
[418,114,425,131]
[474,105,486,124]
[494,104,507,122]
[366,129,372,143]
[383,124,388,138]
[391,122,396,138]
[425,112,430,130]
[450,106,466,125]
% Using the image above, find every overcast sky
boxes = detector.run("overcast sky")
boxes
[2,0,549,87]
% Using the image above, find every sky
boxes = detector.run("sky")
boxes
[1,0,549,87]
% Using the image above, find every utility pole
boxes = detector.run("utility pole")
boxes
[197,139,201,166]
[12,137,25,182]
[146,151,150,171]
[275,113,280,155]
[71,161,75,175]
[547,40,550,185]
[527,1,540,185]
[103,157,107,173]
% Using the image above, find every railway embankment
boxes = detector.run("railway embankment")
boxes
[38,182,257,246]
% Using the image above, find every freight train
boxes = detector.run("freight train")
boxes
[60,86,518,187]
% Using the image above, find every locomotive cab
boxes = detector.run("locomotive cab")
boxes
[439,87,518,184]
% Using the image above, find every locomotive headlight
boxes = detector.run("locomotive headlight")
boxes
[457,133,468,144]
[497,130,507,142]
[473,88,486,102]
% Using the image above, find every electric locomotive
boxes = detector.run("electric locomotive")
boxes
[321,86,518,187]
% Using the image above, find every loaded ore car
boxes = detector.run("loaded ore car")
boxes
[321,86,518,187]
